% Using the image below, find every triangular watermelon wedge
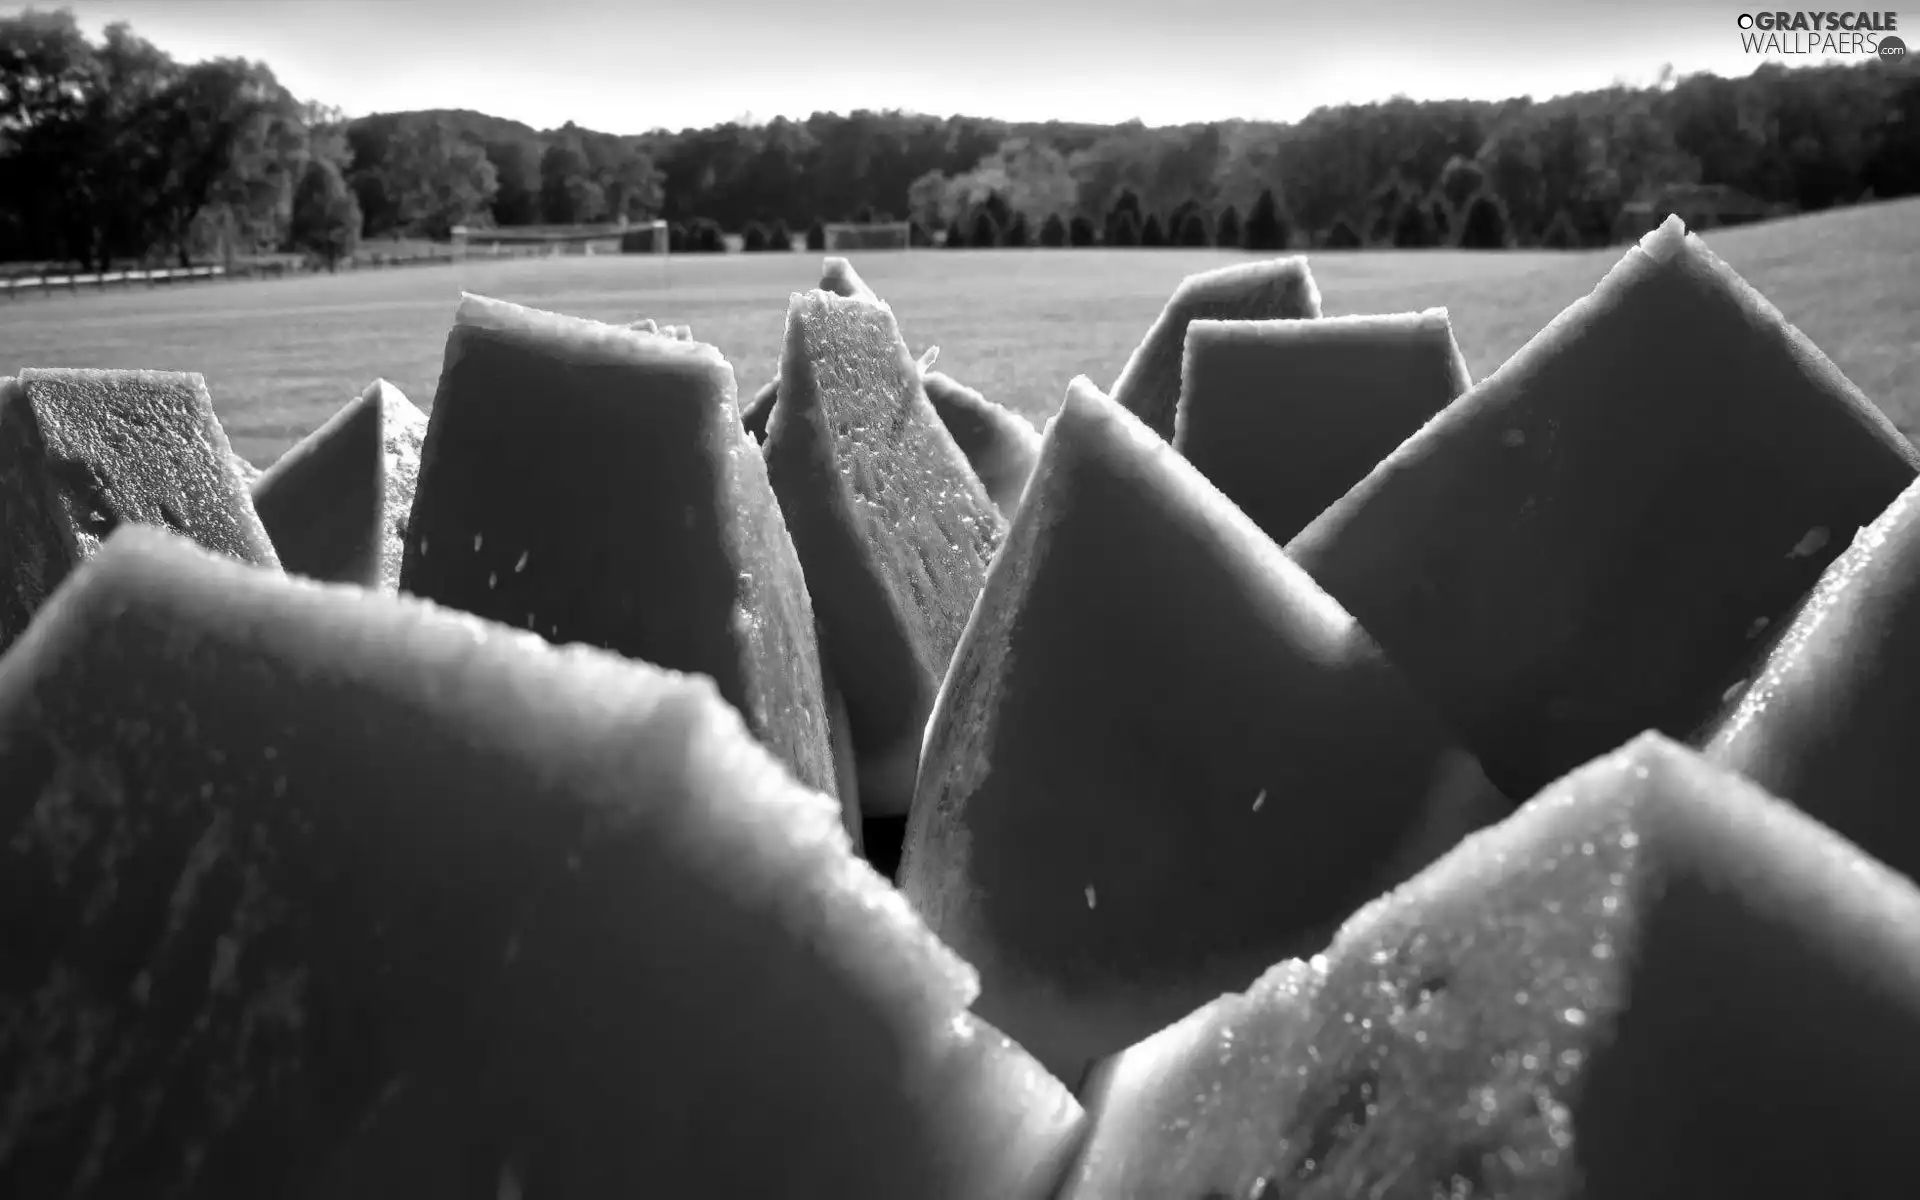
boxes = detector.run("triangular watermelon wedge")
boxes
[401,294,842,815]
[764,289,1006,817]
[899,376,1508,1083]
[251,380,397,588]
[0,526,1082,1197]
[1109,257,1322,441]
[1059,733,1920,1197]
[1173,309,1471,546]
[1289,216,1920,800]
[1706,473,1920,880]
[739,255,881,445]
[0,368,279,654]
[922,369,1041,519]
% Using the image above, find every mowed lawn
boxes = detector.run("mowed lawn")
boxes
[4,198,1917,470]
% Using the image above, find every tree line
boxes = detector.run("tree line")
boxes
[3,6,1917,270]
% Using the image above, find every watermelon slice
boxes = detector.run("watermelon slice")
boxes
[1707,473,1920,878]
[763,289,1006,817]
[1058,732,1920,1198]
[898,376,1508,1083]
[229,448,263,488]
[1060,960,1321,1198]
[923,369,1042,519]
[821,255,878,300]
[739,257,880,446]
[401,294,842,815]
[1109,257,1322,441]
[1288,216,1920,800]
[250,380,394,588]
[370,380,429,592]
[1173,310,1470,546]
[0,525,1083,1198]
[0,368,279,654]
[741,377,778,443]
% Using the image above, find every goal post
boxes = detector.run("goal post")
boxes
[823,221,913,251]
[619,220,671,255]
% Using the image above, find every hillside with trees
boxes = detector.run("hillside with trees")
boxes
[2,6,1916,269]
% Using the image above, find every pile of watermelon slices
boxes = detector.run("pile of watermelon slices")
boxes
[5,217,1920,1198]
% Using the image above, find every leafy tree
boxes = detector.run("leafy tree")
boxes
[945,217,968,248]
[1107,208,1140,246]
[1003,210,1030,247]
[767,218,794,250]
[1067,214,1096,246]
[540,137,598,224]
[382,118,497,238]
[485,137,542,225]
[970,208,1001,247]
[805,219,826,250]
[1139,212,1167,246]
[287,155,360,269]
[1539,208,1582,248]
[1177,208,1211,246]
[742,220,769,251]
[1241,188,1288,250]
[1039,212,1067,246]
[1391,198,1440,248]
[1457,191,1512,249]
[1214,204,1242,248]
[1437,155,1487,213]
[692,217,726,253]
[1322,217,1362,248]
[1427,195,1453,245]
[1368,176,1417,245]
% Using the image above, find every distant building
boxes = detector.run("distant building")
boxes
[1613,183,1785,241]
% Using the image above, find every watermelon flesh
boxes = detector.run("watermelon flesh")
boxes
[899,376,1508,1083]
[1174,309,1471,546]
[764,289,1005,817]
[739,256,881,446]
[1707,472,1920,879]
[0,525,1082,1197]
[401,293,842,815]
[821,255,879,300]
[1060,959,1321,1199]
[1289,215,1920,800]
[250,379,392,588]
[0,368,279,654]
[229,448,263,488]
[1109,257,1323,441]
[1062,733,1920,1198]
[922,369,1042,519]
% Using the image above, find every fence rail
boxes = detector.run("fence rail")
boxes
[2,264,227,295]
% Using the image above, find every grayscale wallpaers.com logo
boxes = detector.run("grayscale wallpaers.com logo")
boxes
[1736,10,1903,57]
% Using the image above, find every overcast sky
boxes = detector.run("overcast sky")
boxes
[34,0,1877,132]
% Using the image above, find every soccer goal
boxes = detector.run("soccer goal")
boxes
[619,220,671,255]
[823,221,913,251]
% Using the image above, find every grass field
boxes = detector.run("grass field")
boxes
[5,199,1917,470]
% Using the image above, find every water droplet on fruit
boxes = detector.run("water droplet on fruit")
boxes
[1788,526,1830,558]
[1562,1007,1588,1027]
[1592,940,1614,960]
[514,550,529,573]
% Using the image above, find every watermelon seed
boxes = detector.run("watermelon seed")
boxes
[1787,526,1830,558]
[473,533,484,552]
[513,550,528,573]
[418,536,429,556]
[1085,885,1097,909]
[487,573,497,590]
[1746,616,1771,638]
[1251,789,1266,813]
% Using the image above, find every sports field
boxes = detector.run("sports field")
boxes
[5,199,1917,470]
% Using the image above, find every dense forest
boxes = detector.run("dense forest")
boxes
[2,6,1917,269]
